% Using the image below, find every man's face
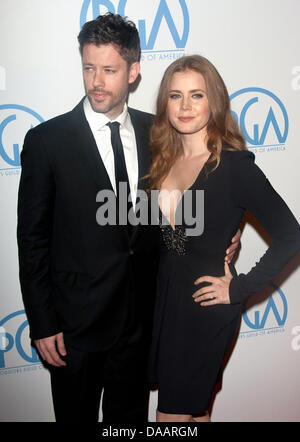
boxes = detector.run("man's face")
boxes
[82,43,140,120]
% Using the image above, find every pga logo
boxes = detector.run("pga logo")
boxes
[241,285,288,333]
[0,104,44,170]
[80,0,190,52]
[0,310,40,370]
[230,87,289,149]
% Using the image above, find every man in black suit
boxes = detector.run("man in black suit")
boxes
[17,13,159,423]
[17,13,239,423]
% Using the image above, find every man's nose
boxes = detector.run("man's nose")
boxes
[93,70,105,89]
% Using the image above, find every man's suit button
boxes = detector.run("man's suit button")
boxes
[129,249,134,255]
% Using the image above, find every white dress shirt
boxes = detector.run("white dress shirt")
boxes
[83,97,139,208]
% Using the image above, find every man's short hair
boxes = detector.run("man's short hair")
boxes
[78,12,141,65]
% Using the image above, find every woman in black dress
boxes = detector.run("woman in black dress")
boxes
[147,55,300,422]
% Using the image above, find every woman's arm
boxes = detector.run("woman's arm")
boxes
[193,151,300,306]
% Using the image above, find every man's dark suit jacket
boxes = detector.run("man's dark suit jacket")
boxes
[17,99,159,352]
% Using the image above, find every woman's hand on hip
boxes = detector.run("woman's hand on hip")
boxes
[193,261,233,306]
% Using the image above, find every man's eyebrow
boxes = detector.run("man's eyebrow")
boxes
[82,62,120,68]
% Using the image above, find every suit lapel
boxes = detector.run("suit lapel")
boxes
[128,108,151,192]
[70,102,151,193]
[68,102,152,242]
[69,99,114,193]
[128,108,152,243]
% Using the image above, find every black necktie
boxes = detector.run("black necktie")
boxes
[107,121,133,229]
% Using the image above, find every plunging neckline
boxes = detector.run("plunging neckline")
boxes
[158,153,212,231]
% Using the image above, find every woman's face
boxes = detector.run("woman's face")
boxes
[167,69,211,137]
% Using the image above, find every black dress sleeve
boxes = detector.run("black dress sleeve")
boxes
[229,150,300,304]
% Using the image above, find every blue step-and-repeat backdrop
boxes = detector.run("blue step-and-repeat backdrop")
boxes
[0,0,300,422]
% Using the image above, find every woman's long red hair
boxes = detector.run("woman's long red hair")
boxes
[147,55,246,191]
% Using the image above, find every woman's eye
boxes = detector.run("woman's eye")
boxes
[169,94,181,99]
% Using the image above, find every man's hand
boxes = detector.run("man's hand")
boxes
[225,229,241,263]
[34,332,67,367]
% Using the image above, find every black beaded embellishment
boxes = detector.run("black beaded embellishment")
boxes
[159,221,187,255]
